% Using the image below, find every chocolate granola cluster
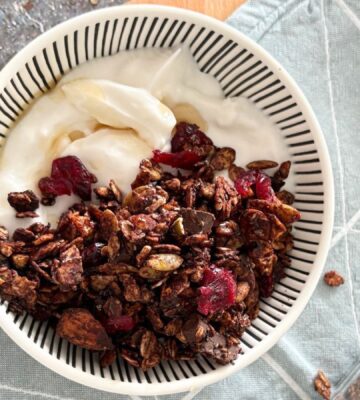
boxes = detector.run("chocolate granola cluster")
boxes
[0,122,300,369]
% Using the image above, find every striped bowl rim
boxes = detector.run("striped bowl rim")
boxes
[0,5,334,396]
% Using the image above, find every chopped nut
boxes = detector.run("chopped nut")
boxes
[8,190,39,212]
[200,181,215,199]
[314,370,331,400]
[56,308,112,351]
[11,254,30,269]
[324,270,344,287]
[214,176,238,220]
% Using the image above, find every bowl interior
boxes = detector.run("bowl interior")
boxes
[0,5,333,396]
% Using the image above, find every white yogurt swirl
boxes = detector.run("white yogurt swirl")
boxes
[0,47,289,232]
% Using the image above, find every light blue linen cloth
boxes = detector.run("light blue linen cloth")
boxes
[0,0,359,399]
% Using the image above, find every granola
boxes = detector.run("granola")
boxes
[324,270,344,287]
[314,370,331,400]
[0,122,300,370]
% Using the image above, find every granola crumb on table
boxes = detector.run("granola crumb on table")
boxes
[0,122,301,369]
[314,370,331,400]
[324,270,344,287]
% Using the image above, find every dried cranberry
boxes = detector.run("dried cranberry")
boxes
[38,156,97,201]
[234,170,256,198]
[255,173,275,202]
[152,150,201,170]
[197,266,236,316]
[38,177,72,197]
[171,122,213,153]
[102,315,135,334]
[235,170,275,201]
[82,243,106,268]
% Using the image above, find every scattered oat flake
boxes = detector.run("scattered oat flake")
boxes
[324,270,344,287]
[314,370,331,400]
[90,0,99,5]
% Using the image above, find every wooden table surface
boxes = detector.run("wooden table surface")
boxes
[128,0,246,20]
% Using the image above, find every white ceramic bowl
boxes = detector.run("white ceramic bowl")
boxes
[0,5,334,396]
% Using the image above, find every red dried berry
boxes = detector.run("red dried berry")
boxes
[38,156,97,201]
[197,266,236,316]
[255,172,275,202]
[152,150,201,170]
[234,170,275,202]
[38,177,72,197]
[171,122,213,153]
[102,315,135,334]
[234,170,256,198]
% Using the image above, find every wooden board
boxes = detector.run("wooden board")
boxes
[127,0,246,20]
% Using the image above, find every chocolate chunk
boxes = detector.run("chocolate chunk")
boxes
[201,331,239,365]
[181,314,208,343]
[180,208,215,235]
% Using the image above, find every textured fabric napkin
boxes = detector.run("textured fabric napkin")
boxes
[0,0,360,399]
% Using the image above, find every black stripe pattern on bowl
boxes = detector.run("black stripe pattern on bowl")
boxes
[0,15,324,383]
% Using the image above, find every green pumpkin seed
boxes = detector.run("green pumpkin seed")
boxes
[171,217,185,236]
[145,254,183,272]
